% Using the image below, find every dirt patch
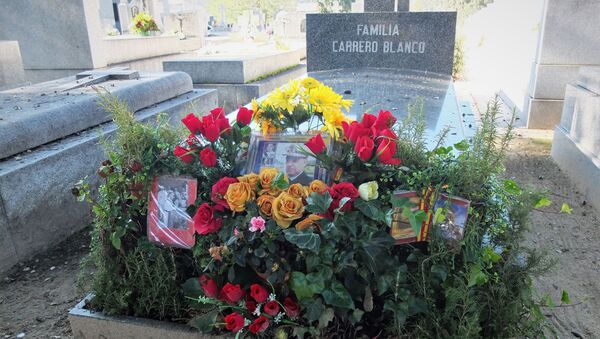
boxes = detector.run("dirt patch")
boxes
[1,135,599,338]
[505,135,600,339]
[0,229,90,339]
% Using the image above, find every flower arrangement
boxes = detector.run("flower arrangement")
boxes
[131,12,160,35]
[77,92,555,338]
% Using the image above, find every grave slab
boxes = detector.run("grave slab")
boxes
[163,48,305,84]
[0,73,217,274]
[310,68,475,146]
[306,12,456,75]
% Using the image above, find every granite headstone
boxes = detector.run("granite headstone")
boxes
[364,0,409,12]
[306,12,456,75]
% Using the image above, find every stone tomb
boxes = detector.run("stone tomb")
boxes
[552,67,600,208]
[306,12,456,75]
[0,70,217,274]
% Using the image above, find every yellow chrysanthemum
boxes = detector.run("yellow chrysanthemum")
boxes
[308,84,342,114]
[267,80,300,112]
[301,77,320,90]
[261,121,277,135]
[322,109,349,139]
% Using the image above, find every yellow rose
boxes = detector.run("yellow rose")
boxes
[286,183,308,201]
[296,214,323,231]
[358,181,379,201]
[272,192,305,228]
[224,182,255,212]
[256,194,275,217]
[258,167,287,196]
[307,180,328,195]
[238,173,259,192]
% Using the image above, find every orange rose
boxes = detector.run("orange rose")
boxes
[238,173,259,192]
[286,183,308,201]
[307,180,328,195]
[224,182,255,212]
[256,194,275,217]
[258,167,287,196]
[295,214,323,231]
[272,192,305,228]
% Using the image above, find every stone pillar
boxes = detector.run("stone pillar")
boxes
[364,0,409,12]
[117,0,131,34]
[524,0,600,129]
[0,41,25,90]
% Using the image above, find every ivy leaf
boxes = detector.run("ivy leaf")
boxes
[404,208,426,235]
[306,191,333,214]
[322,280,355,309]
[290,271,314,299]
[468,264,488,287]
[430,264,448,282]
[273,172,290,190]
[303,299,325,322]
[453,139,470,151]
[284,229,321,252]
[560,203,573,214]
[181,277,202,298]
[408,296,428,316]
[354,198,384,221]
[110,227,126,250]
[561,290,571,305]
[383,300,408,328]
[318,308,335,329]
[503,179,522,196]
[189,310,218,333]
[534,197,552,209]
[335,212,359,238]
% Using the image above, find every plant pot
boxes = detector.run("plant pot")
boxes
[69,294,226,339]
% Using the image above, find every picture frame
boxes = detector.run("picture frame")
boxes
[245,132,331,185]
[147,175,197,249]
[432,194,471,243]
[390,189,434,244]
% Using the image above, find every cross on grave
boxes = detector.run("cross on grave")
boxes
[61,67,140,91]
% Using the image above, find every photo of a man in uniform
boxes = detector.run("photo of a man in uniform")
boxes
[285,145,312,185]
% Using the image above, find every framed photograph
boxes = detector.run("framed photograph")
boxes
[147,175,197,249]
[390,190,433,244]
[432,194,470,243]
[246,133,330,185]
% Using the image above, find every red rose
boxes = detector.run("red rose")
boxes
[220,283,245,304]
[263,300,280,316]
[210,107,226,120]
[354,135,374,162]
[129,161,143,173]
[224,312,245,333]
[174,145,193,164]
[344,121,371,144]
[249,315,269,334]
[374,110,396,130]
[186,133,196,146]
[236,106,253,126]
[199,274,218,298]
[326,182,360,217]
[193,203,222,235]
[182,113,203,134]
[360,113,377,128]
[245,295,257,313]
[250,284,268,303]
[199,115,221,142]
[283,297,299,318]
[376,129,401,165]
[211,177,239,210]
[199,147,217,167]
[305,133,326,154]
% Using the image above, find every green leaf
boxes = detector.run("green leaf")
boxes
[560,290,571,305]
[560,203,573,214]
[303,299,325,322]
[350,309,365,324]
[404,208,426,235]
[534,197,552,209]
[318,308,335,329]
[290,271,314,299]
[110,227,126,250]
[354,198,384,221]
[408,296,427,316]
[384,300,408,328]
[503,179,522,196]
[453,139,470,151]
[468,264,488,287]
[430,264,448,282]
[284,229,321,252]
[181,277,202,298]
[189,310,218,333]
[335,212,359,238]
[306,191,333,214]
[433,207,446,225]
[322,280,355,309]
[273,172,290,190]
[335,197,351,214]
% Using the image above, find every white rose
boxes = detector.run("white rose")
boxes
[358,181,379,201]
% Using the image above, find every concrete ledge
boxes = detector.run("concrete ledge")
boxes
[0,71,193,159]
[525,97,563,129]
[551,126,600,210]
[577,67,600,96]
[194,63,307,112]
[164,48,304,84]
[69,294,223,339]
[527,63,580,100]
[103,35,197,65]
[0,89,217,274]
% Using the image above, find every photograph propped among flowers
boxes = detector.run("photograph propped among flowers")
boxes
[76,80,551,338]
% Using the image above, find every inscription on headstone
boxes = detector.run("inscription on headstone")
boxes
[307,12,456,75]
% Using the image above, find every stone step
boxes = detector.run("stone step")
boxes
[0,71,193,160]
[577,66,600,96]
[0,88,217,274]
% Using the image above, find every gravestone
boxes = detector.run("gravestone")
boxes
[0,41,25,91]
[552,66,600,209]
[306,12,456,74]
[364,0,410,12]
[305,10,465,146]
[0,70,218,274]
